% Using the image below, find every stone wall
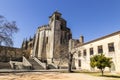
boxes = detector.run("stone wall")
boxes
[21,11,72,68]
[0,46,23,62]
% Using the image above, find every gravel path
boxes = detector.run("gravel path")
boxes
[0,72,118,80]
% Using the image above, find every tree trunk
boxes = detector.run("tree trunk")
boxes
[68,53,73,72]
[101,69,104,76]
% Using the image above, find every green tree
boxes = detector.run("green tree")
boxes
[90,54,112,76]
[0,15,18,46]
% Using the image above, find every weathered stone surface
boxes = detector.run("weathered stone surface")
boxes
[0,46,24,62]
[22,11,72,67]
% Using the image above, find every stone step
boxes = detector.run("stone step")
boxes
[47,64,57,69]
[28,59,44,70]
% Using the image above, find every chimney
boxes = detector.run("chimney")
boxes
[79,35,84,44]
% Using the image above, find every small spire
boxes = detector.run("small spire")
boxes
[55,10,59,12]
[29,36,33,41]
[54,10,61,15]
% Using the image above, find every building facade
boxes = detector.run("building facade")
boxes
[22,11,72,67]
[70,31,120,72]
[21,11,120,72]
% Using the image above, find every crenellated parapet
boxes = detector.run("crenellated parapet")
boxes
[38,25,51,31]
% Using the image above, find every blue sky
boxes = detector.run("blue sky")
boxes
[0,0,120,48]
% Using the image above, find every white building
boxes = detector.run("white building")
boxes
[71,31,120,72]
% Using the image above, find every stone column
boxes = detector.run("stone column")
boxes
[32,31,39,57]
[38,30,45,59]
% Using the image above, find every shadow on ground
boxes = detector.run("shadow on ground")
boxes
[102,75,120,78]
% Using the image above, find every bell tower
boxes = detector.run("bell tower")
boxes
[48,11,62,62]
[46,11,72,64]
[49,11,62,23]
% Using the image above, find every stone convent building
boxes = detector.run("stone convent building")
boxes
[22,11,72,68]
[22,11,120,73]
[70,31,120,73]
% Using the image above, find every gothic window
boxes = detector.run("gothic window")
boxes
[108,43,115,52]
[60,25,63,30]
[68,34,72,40]
[83,49,87,56]
[46,37,48,44]
[60,35,62,44]
[98,45,103,54]
[64,32,67,40]
[90,48,94,55]
[56,16,59,20]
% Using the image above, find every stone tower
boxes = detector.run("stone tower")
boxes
[23,11,72,65]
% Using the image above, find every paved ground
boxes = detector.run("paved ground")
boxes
[0,72,119,80]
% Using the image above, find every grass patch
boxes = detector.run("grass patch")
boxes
[74,70,120,79]
[60,70,120,80]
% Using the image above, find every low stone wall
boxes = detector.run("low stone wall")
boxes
[0,46,23,62]
[10,61,23,69]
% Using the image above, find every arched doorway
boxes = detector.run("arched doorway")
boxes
[111,62,116,72]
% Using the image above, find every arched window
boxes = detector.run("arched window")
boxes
[111,62,116,71]
[56,16,60,20]
[46,37,48,44]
